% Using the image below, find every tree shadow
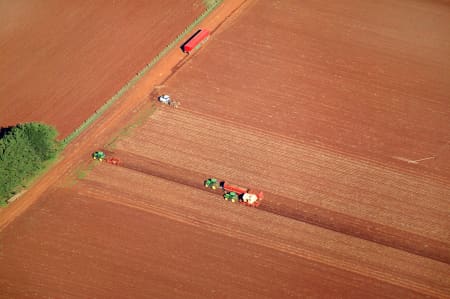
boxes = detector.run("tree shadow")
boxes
[0,126,14,139]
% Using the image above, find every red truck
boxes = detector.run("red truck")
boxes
[182,29,210,54]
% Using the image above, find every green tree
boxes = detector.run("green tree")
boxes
[0,123,61,205]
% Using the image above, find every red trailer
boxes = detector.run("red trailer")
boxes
[223,182,248,194]
[182,29,210,53]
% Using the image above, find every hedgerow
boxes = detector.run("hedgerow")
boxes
[0,123,61,205]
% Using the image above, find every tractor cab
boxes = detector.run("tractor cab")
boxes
[92,151,106,161]
[204,178,220,190]
[224,192,238,203]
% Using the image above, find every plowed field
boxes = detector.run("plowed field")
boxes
[167,0,450,180]
[115,109,450,264]
[0,0,204,138]
[0,180,436,298]
[1,0,450,298]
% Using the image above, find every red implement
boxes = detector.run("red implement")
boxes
[249,190,264,201]
[105,158,120,165]
[241,201,261,208]
[222,182,248,194]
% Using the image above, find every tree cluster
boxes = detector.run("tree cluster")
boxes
[0,123,60,205]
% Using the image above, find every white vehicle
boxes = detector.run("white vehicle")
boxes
[242,193,259,205]
[158,94,180,108]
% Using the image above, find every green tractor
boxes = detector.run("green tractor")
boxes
[224,192,238,203]
[204,178,220,190]
[92,151,106,161]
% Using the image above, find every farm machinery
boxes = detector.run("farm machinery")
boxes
[158,94,180,108]
[92,151,120,165]
[204,178,263,207]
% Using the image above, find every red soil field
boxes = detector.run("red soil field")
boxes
[115,109,450,264]
[166,0,450,180]
[0,0,205,138]
[1,165,447,298]
[1,0,450,298]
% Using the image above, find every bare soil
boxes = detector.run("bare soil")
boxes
[1,0,449,298]
[0,0,204,138]
[114,108,450,264]
[166,0,450,180]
